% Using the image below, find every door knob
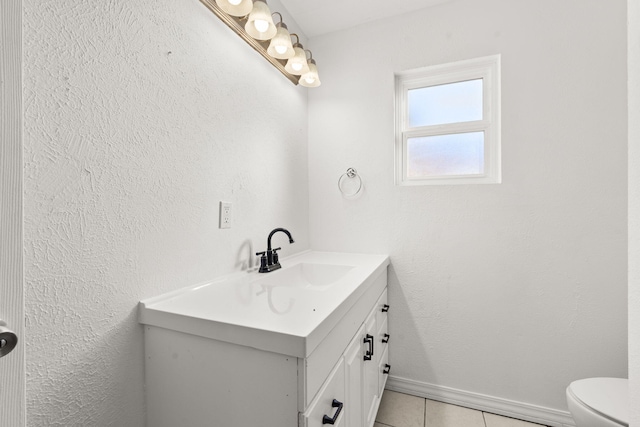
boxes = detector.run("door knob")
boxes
[0,319,18,358]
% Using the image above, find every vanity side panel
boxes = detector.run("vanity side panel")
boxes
[144,326,298,427]
[302,271,387,410]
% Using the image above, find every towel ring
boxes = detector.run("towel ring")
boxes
[338,168,362,197]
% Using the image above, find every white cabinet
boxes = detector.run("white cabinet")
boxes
[140,252,389,427]
[361,289,389,427]
[301,288,390,427]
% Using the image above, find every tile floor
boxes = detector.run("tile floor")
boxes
[375,391,548,427]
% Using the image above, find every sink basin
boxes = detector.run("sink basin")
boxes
[258,263,354,288]
[139,251,389,357]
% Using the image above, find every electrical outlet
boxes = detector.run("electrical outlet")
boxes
[219,201,232,229]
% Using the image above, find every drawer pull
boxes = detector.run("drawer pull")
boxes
[363,334,374,361]
[382,333,390,343]
[383,364,391,375]
[322,399,343,425]
[382,304,390,313]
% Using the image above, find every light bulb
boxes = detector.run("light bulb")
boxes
[245,1,277,40]
[299,60,320,87]
[254,19,269,33]
[267,24,294,59]
[285,45,310,75]
[215,0,252,16]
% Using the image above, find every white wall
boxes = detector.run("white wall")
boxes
[22,0,309,424]
[308,0,628,421]
[629,0,640,425]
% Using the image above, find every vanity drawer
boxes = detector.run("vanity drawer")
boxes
[377,317,389,356]
[378,345,390,395]
[300,357,346,427]
[375,289,388,329]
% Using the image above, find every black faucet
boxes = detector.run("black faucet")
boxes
[256,228,295,273]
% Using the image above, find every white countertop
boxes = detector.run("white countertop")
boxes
[138,251,389,357]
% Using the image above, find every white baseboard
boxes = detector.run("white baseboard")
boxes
[385,376,576,427]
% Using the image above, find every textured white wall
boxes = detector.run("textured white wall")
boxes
[23,0,309,425]
[308,0,627,414]
[629,0,640,425]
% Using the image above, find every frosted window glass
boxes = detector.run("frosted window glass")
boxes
[407,132,484,177]
[408,79,483,127]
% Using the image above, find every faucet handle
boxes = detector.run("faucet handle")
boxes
[271,247,282,264]
[256,251,268,273]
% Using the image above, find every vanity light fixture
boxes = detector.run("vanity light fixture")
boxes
[299,51,321,88]
[266,14,295,59]
[284,34,310,76]
[199,0,321,86]
[245,0,277,40]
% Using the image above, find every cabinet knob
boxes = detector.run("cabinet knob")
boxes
[322,399,343,425]
[382,333,390,343]
[381,304,390,313]
[383,364,391,375]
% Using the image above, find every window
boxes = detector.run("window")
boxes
[395,55,501,185]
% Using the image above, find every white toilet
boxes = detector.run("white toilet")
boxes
[566,378,628,427]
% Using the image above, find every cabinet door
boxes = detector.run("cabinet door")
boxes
[362,309,379,427]
[344,325,364,427]
[302,357,346,427]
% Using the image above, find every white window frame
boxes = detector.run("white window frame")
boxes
[394,55,501,185]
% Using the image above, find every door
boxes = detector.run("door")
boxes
[0,0,25,425]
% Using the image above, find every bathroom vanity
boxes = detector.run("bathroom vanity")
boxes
[139,251,390,427]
